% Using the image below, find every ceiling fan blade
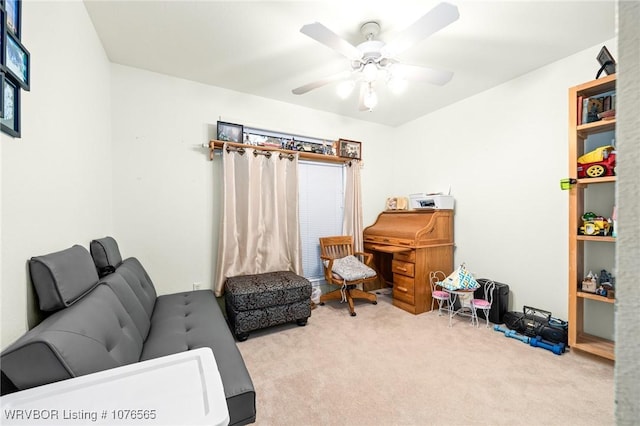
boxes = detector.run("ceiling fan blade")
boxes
[381,2,459,58]
[396,64,454,86]
[300,22,363,62]
[292,71,351,95]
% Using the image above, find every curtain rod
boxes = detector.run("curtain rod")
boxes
[224,145,295,161]
[210,140,352,164]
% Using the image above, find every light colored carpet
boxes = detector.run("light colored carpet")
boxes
[236,291,613,426]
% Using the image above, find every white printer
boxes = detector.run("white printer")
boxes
[409,193,455,210]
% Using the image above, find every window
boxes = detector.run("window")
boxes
[298,161,345,284]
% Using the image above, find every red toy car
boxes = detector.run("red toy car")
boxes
[577,146,616,178]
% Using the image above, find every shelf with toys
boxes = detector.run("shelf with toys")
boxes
[577,291,615,304]
[568,73,616,361]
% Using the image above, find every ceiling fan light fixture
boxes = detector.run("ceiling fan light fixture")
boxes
[363,62,378,83]
[363,85,378,110]
[294,3,459,111]
[336,80,356,99]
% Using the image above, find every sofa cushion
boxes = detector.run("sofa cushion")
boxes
[0,285,143,391]
[141,290,256,426]
[91,237,157,317]
[99,272,152,341]
[29,245,100,312]
[142,290,223,358]
[90,236,123,276]
[116,258,157,318]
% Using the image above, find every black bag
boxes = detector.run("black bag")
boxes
[473,279,510,324]
[503,306,568,345]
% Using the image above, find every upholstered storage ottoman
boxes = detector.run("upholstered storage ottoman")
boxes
[225,271,312,341]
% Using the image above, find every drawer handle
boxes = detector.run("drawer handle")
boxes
[397,286,408,293]
[396,267,407,272]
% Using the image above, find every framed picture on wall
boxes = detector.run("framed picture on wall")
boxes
[1,74,20,138]
[5,0,20,39]
[4,32,29,90]
[217,121,243,143]
[1,8,5,68]
[338,138,362,160]
[0,72,4,120]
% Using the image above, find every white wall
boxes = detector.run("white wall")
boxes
[393,39,617,324]
[110,65,394,295]
[0,1,113,348]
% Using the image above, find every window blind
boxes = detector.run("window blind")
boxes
[298,161,345,283]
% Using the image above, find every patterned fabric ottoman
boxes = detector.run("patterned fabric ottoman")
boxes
[225,271,312,341]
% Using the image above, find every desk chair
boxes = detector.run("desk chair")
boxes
[319,236,378,317]
[470,280,496,327]
[429,270,451,316]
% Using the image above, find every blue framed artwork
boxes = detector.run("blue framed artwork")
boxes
[1,0,26,138]
[0,8,5,72]
[4,32,29,90]
[1,75,20,137]
[5,0,20,39]
[0,72,4,120]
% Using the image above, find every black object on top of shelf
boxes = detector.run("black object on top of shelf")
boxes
[596,46,616,79]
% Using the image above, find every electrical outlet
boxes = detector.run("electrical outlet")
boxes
[193,282,202,291]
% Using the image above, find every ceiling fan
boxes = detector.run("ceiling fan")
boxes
[291,2,460,111]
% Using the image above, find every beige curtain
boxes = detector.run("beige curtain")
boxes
[343,160,364,252]
[215,144,302,296]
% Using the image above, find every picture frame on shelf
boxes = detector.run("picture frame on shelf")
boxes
[596,45,616,78]
[5,0,20,39]
[4,32,29,90]
[217,121,243,143]
[338,138,361,160]
[1,75,20,138]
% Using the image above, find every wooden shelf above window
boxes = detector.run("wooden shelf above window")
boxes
[209,140,352,164]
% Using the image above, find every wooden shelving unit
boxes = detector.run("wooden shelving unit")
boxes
[568,74,616,361]
[209,140,351,164]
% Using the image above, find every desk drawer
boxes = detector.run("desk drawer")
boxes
[392,260,415,277]
[394,250,416,263]
[393,274,415,304]
[364,236,414,248]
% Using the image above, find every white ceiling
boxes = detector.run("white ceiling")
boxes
[83,0,616,127]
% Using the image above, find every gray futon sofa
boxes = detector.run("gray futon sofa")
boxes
[0,237,256,426]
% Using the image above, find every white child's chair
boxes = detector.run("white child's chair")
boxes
[470,280,496,327]
[429,270,451,316]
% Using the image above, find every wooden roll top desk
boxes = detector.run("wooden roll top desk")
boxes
[363,210,454,315]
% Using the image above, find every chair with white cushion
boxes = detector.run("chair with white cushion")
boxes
[470,280,496,327]
[319,236,378,317]
[429,270,451,316]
